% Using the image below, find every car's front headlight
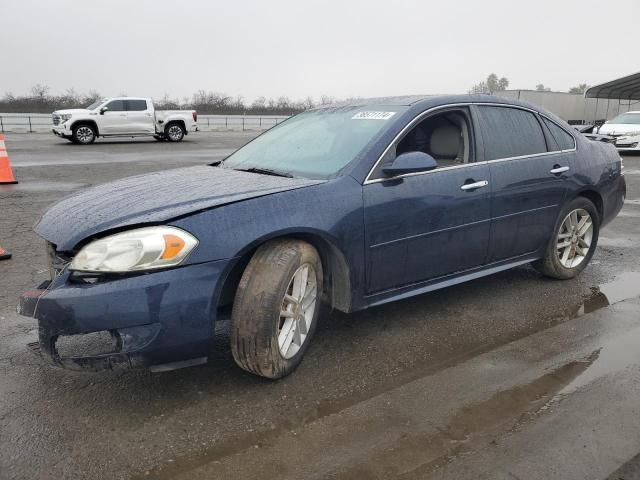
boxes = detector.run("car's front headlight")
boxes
[60,114,72,122]
[69,226,198,273]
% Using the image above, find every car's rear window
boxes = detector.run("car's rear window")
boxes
[223,106,408,179]
[476,106,547,160]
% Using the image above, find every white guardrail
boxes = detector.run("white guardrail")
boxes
[0,113,291,133]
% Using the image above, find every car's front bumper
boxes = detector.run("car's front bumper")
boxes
[52,124,72,138]
[18,259,232,372]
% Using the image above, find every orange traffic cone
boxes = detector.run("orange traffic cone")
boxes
[0,134,17,184]
[0,244,11,261]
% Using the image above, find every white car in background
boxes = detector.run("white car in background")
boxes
[597,111,640,152]
[52,97,198,144]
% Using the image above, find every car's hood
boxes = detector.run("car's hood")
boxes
[53,109,91,115]
[36,166,324,250]
[598,123,640,136]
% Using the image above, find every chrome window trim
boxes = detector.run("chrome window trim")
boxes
[364,102,578,185]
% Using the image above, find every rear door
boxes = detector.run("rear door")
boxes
[125,99,155,134]
[475,105,574,263]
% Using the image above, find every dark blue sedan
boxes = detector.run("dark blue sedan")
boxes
[19,95,626,378]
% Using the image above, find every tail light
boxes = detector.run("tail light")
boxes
[192,111,198,122]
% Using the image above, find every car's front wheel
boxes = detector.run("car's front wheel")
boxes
[231,239,323,379]
[533,197,600,279]
[71,124,96,145]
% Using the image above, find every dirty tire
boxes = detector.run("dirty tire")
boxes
[71,124,96,144]
[533,197,600,279]
[164,122,185,142]
[231,239,323,379]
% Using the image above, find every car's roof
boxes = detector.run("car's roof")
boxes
[312,94,546,112]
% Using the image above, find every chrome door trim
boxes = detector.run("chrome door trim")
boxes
[363,102,578,185]
[549,166,570,174]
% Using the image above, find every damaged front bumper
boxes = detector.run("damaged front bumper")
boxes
[18,259,231,372]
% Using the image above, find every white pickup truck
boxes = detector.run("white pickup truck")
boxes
[51,97,198,144]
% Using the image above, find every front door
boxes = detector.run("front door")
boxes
[100,99,129,134]
[363,107,491,294]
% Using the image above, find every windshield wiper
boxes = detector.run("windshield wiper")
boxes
[234,167,293,178]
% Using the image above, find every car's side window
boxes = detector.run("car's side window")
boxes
[476,106,547,160]
[104,100,125,112]
[126,100,148,111]
[391,109,473,171]
[541,117,576,151]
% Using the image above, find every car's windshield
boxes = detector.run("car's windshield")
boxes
[223,106,407,179]
[607,113,640,125]
[85,99,107,110]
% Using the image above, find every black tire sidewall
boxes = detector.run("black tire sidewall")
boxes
[164,123,184,142]
[72,124,96,144]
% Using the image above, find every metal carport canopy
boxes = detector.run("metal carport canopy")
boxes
[585,71,640,100]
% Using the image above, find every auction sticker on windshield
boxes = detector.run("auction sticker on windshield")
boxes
[352,111,396,120]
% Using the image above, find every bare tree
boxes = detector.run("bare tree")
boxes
[30,84,50,99]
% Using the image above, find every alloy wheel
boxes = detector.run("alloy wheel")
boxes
[556,208,593,268]
[278,263,317,359]
[167,125,183,141]
[76,126,94,144]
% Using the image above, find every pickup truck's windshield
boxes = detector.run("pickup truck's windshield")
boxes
[85,99,106,110]
[223,106,407,179]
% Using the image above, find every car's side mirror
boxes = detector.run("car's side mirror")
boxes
[382,151,438,176]
[100,107,108,115]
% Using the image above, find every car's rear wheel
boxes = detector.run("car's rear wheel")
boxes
[231,239,323,379]
[533,197,599,279]
[164,122,185,142]
[71,124,96,145]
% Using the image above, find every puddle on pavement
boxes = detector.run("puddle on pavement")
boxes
[0,180,87,192]
[560,327,640,395]
[331,353,600,480]
[575,271,640,318]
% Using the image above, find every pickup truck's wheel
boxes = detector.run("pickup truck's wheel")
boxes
[533,197,599,279]
[72,124,96,145]
[231,239,323,379]
[164,122,185,142]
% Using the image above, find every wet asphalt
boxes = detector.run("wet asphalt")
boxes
[0,133,639,480]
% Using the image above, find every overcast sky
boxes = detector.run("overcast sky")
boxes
[2,0,639,102]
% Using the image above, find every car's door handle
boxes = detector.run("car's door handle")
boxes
[550,166,570,175]
[119,114,126,117]
[460,180,489,191]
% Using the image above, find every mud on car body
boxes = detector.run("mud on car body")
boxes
[19,94,626,378]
